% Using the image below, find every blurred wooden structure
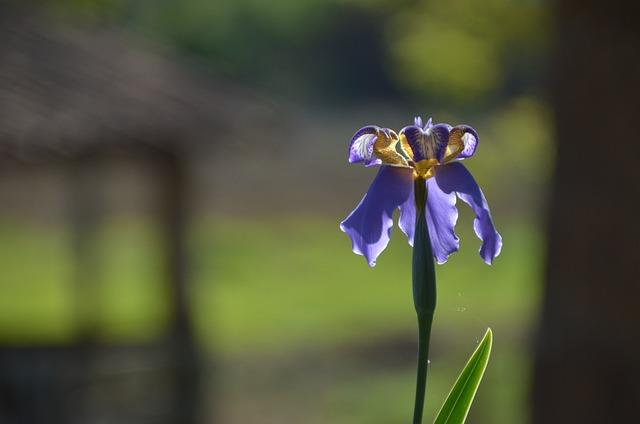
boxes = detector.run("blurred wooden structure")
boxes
[534,0,640,422]
[0,6,277,424]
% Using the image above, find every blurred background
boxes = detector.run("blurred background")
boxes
[1,0,637,423]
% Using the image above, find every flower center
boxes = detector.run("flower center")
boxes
[371,124,466,180]
[413,159,439,179]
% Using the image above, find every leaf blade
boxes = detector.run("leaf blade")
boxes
[433,328,493,424]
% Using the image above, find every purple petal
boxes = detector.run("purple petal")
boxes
[398,175,461,263]
[401,124,450,163]
[454,125,479,159]
[426,175,460,264]
[400,125,426,161]
[414,116,423,127]
[398,183,416,247]
[348,126,378,164]
[340,166,414,266]
[435,162,502,264]
[429,124,451,163]
[424,117,433,130]
[364,157,383,167]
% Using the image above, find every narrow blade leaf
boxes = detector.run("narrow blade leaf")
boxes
[433,328,493,424]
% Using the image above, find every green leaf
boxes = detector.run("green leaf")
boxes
[433,328,493,424]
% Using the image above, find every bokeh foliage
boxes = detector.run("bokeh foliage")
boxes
[2,0,551,422]
[48,0,549,104]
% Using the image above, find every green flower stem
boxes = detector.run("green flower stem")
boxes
[412,177,437,424]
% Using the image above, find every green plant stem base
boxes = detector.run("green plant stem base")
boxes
[412,178,437,424]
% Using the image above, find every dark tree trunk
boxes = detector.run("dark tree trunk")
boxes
[533,1,640,422]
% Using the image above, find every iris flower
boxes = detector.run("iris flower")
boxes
[340,116,502,267]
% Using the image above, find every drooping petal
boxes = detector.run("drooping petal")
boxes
[435,162,502,264]
[349,126,380,165]
[426,175,460,264]
[340,166,414,266]
[398,182,416,247]
[399,173,462,263]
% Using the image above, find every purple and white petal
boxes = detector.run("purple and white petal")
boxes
[454,125,479,159]
[340,166,414,267]
[435,162,502,264]
[348,126,379,164]
[426,175,460,264]
[414,116,423,127]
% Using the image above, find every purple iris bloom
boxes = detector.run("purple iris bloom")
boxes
[340,116,502,267]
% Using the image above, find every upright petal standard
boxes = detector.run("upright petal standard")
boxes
[340,116,502,266]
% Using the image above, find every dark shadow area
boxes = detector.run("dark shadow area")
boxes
[534,0,640,422]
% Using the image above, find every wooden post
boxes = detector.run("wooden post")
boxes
[159,149,201,424]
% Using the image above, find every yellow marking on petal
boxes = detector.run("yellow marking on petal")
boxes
[443,127,465,163]
[414,159,438,179]
[399,133,415,161]
[373,129,410,167]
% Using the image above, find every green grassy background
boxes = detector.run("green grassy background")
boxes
[0,210,541,423]
[1,0,550,420]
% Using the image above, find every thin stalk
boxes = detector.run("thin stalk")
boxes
[413,312,433,424]
[412,177,437,424]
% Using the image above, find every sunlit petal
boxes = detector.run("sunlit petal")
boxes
[340,166,414,266]
[426,175,460,264]
[435,162,502,264]
[348,126,379,164]
[450,125,479,160]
